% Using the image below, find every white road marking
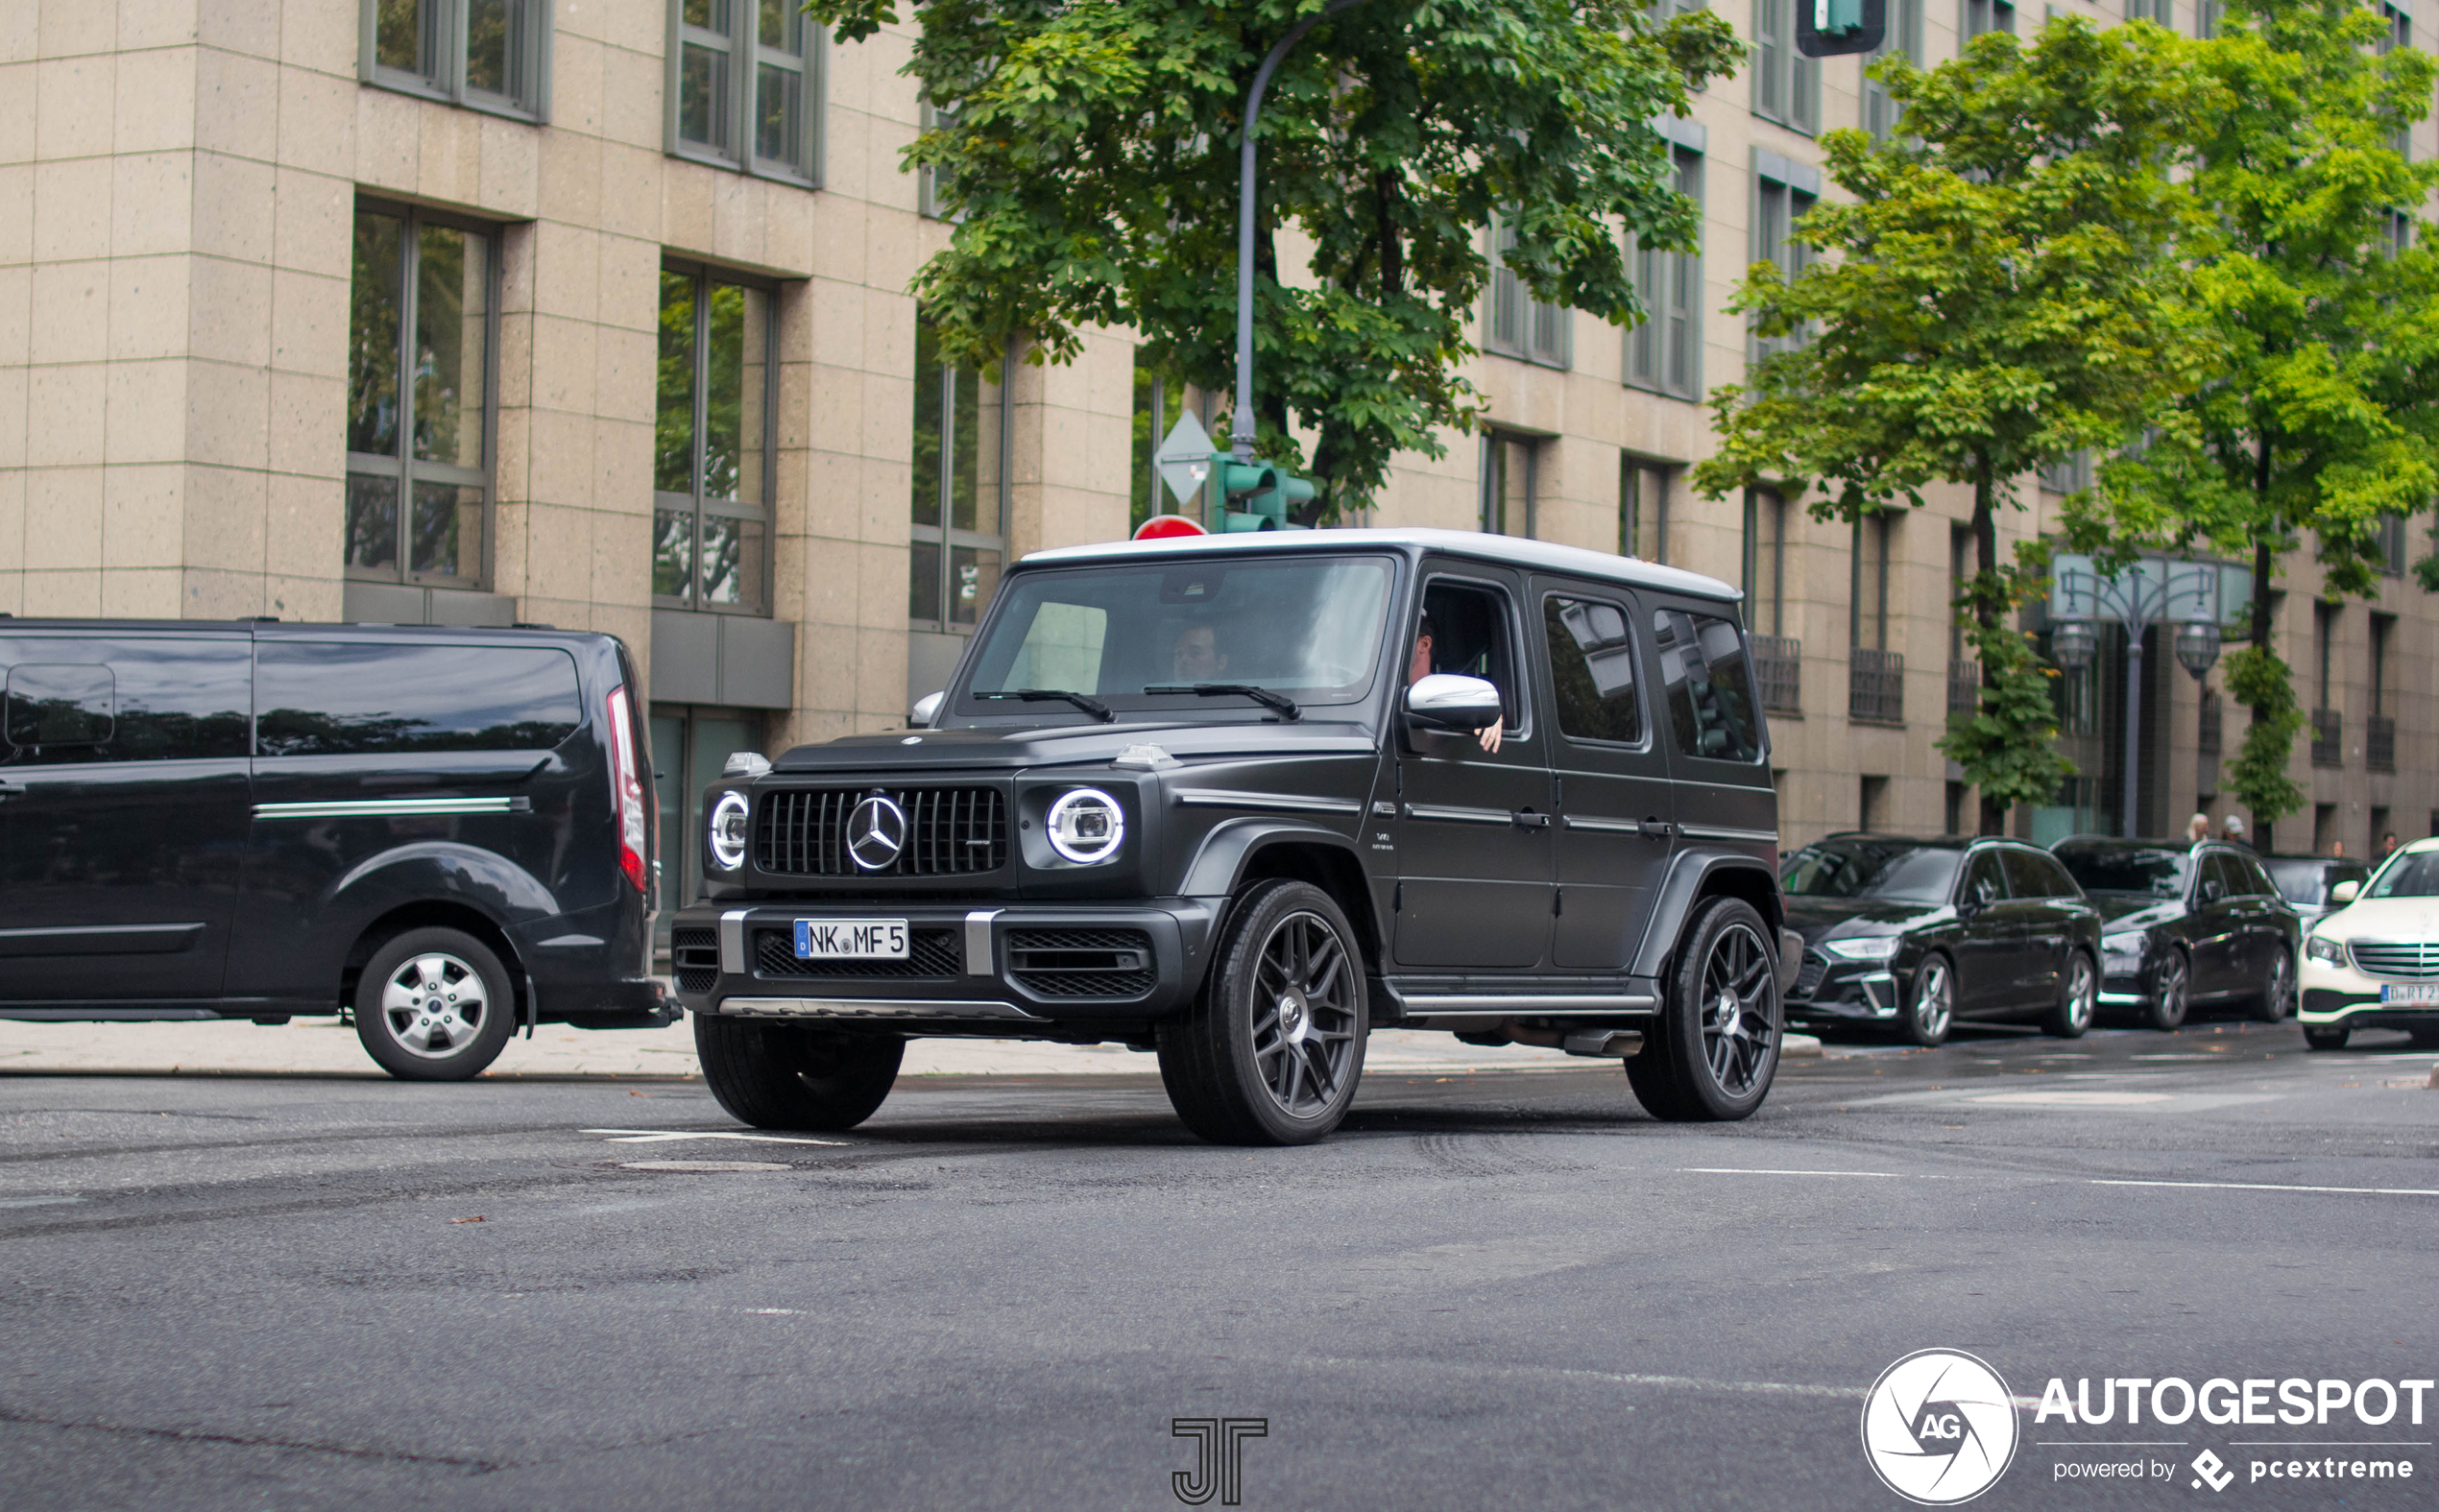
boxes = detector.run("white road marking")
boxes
[582,1127,849,1146]
[1970,1091,2174,1106]
[2091,1178,2439,1198]
[0,1195,83,1209]
[1678,1167,1909,1178]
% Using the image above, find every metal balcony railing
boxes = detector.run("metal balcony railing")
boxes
[1946,660,1980,718]
[2367,714,2396,772]
[2310,708,2343,767]
[1849,647,1905,725]
[1750,634,1802,714]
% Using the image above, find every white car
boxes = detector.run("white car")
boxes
[2297,838,2439,1050]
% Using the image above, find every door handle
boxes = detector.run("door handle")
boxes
[1640,818,1674,838]
[1512,809,1551,828]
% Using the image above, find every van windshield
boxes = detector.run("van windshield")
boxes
[959,556,1395,716]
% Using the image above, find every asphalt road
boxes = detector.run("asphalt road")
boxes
[3,1017,2436,1512]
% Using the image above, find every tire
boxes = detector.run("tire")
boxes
[2303,1023,2351,1051]
[2042,950,2096,1039]
[2253,948,2295,1023]
[695,1015,904,1131]
[1626,898,1781,1122]
[2145,949,2190,1032]
[353,927,519,1081]
[1900,955,1955,1047]
[1156,879,1367,1146]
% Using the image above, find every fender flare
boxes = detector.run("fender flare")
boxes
[1179,816,1370,900]
[326,841,563,923]
[1630,849,1783,980]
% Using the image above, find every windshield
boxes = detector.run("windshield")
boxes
[1780,841,1962,905]
[2055,846,2190,899]
[959,556,1395,714]
[2367,852,2439,900]
[2264,858,2360,906]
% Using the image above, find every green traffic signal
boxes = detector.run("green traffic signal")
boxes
[1210,452,1316,531]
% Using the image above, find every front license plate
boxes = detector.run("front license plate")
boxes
[2379,983,2439,1005]
[793,919,909,960]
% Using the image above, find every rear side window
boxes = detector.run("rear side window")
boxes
[2200,852,2244,900]
[2001,847,2071,899]
[0,638,252,765]
[1653,608,1760,762]
[1963,850,2009,905]
[1543,595,1640,744]
[256,643,582,756]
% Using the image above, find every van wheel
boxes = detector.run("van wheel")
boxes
[2042,950,2096,1038]
[1157,879,1367,1145]
[1627,898,1780,1122]
[695,1017,903,1132]
[353,928,518,1081]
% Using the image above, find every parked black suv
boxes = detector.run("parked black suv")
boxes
[0,620,668,1078]
[674,530,1793,1144]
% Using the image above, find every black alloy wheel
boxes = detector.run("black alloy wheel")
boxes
[2146,949,2190,1032]
[696,1016,904,1131]
[352,926,519,1081]
[1157,879,1367,1145]
[2042,950,2096,1039]
[2253,948,2295,1023]
[1627,898,1780,1122]
[1902,955,1954,1047]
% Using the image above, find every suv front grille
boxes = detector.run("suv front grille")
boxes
[753,926,963,980]
[1792,949,1827,998]
[672,926,719,994]
[1006,927,1157,999]
[2348,941,2439,980]
[755,787,1008,876]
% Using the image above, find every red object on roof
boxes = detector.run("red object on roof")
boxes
[1133,515,1208,540]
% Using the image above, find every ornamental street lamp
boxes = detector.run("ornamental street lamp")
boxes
[2048,556,2228,839]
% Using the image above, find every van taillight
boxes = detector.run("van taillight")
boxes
[606,685,648,893]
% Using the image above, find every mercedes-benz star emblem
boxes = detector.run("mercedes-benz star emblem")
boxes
[845,794,908,873]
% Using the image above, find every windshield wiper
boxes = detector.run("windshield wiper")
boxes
[1144,684,1301,721]
[975,688,1114,722]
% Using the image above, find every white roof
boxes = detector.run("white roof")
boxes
[1020,526,1742,605]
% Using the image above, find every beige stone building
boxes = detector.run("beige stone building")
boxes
[5,0,2434,933]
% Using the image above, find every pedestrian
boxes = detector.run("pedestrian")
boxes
[2379,831,2400,860]
[2186,813,2210,846]
[2222,813,2250,850]
[2331,839,2346,858]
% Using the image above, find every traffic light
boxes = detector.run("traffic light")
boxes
[1210,452,1316,531]
[1796,0,1883,57]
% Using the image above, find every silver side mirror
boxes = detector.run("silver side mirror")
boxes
[1406,673,1502,732]
[909,690,945,728]
[722,751,771,779]
[2330,879,2360,905]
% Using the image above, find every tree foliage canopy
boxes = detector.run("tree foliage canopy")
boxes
[805,0,1740,516]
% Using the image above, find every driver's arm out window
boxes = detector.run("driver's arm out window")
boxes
[1416,582,1522,732]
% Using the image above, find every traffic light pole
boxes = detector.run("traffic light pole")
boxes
[1232,0,1364,465]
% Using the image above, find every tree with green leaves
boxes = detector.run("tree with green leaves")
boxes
[805,0,1742,519]
[1691,16,2220,835]
[2068,0,2439,847]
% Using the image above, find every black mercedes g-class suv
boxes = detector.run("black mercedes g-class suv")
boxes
[673,529,1792,1144]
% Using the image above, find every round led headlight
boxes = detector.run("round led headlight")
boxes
[708,790,750,872]
[1045,787,1125,865]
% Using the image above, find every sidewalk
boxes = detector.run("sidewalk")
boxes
[0,1017,1823,1079]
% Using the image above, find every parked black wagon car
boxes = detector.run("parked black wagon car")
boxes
[0,619,669,1078]
[1779,834,2104,1045]
[673,529,1796,1144]
[2048,837,2301,1029]
[2260,853,2372,928]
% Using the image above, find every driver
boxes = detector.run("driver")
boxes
[1171,623,1228,683]
[1410,611,1502,754]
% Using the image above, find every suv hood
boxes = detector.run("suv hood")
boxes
[769,720,1378,775]
[1783,895,1951,944]
[2310,896,2439,941]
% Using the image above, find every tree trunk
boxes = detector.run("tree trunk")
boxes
[1972,456,2005,837]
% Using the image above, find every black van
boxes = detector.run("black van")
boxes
[0,620,668,1079]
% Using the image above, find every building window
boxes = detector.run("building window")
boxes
[1481,432,1541,537]
[1622,457,1671,563]
[1627,150,1703,400]
[1751,0,1820,132]
[2380,6,2412,154]
[1743,488,1786,636]
[2126,0,2170,24]
[919,100,958,219]
[346,202,496,588]
[2377,512,2408,574]
[2039,449,2093,496]
[2197,0,2222,35]
[1963,0,2016,37]
[360,0,550,118]
[909,314,1009,631]
[1851,512,1893,653]
[1864,0,1923,140]
[1486,216,1572,369]
[1752,167,1816,363]
[667,0,822,184]
[654,262,776,615]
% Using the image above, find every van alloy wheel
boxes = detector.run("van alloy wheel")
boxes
[352,926,518,1081]
[381,953,491,1058]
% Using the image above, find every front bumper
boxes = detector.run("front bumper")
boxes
[2299,952,2439,1027]
[671,899,1219,1030]
[1784,949,1899,1024]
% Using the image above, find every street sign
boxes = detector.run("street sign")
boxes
[1156,412,1216,508]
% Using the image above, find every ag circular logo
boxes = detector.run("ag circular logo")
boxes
[1860,1349,2019,1505]
[845,793,908,872]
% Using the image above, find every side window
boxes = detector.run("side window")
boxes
[256,644,582,756]
[2037,852,2082,899]
[1543,594,1641,744]
[1,639,251,766]
[1963,849,2009,906]
[2199,852,2240,901]
[2000,847,2058,900]
[1653,608,1761,762]
[1418,581,1523,732]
